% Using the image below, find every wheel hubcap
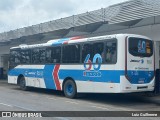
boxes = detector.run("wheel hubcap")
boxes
[66,84,73,95]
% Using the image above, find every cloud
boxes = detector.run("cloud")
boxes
[70,0,128,14]
[0,0,128,33]
[0,0,20,11]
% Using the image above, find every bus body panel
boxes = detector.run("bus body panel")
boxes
[120,76,154,93]
[8,64,122,93]
[8,34,155,94]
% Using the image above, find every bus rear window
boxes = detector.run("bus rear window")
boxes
[129,37,153,57]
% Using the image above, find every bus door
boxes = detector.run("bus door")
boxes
[126,37,154,84]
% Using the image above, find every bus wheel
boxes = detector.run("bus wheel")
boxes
[64,80,77,99]
[19,77,28,91]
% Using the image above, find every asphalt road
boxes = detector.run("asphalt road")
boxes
[0,80,160,120]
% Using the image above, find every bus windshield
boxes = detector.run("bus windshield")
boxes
[129,37,153,57]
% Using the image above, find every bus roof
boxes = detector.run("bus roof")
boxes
[10,34,151,50]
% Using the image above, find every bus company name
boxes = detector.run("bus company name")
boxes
[130,59,144,64]
[83,71,101,77]
[25,71,43,77]
[83,54,102,77]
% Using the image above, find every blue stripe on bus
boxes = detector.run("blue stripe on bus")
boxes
[8,69,44,78]
[59,70,124,83]
[43,65,56,89]
[8,68,124,83]
[127,71,154,84]
[52,38,69,46]
[8,66,154,87]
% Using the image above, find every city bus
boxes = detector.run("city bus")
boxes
[8,34,155,98]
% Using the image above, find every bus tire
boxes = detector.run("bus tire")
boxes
[19,76,28,91]
[63,80,77,99]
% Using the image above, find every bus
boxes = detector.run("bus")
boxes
[8,34,155,98]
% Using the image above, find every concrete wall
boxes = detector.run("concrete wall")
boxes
[93,24,160,41]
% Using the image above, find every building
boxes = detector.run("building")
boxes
[0,0,160,78]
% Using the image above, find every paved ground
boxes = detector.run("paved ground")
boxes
[0,80,160,120]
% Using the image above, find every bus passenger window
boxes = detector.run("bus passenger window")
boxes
[82,44,93,63]
[105,41,117,64]
[62,45,80,63]
[46,47,61,64]
[106,47,111,62]
[10,50,21,65]
[93,42,104,62]
[52,47,61,63]
[46,48,52,63]
[32,48,45,64]
[21,50,31,64]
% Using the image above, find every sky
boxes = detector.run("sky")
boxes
[0,0,129,33]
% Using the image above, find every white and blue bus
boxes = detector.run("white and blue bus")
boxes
[8,34,155,98]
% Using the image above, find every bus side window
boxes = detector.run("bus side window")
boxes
[62,45,80,63]
[106,47,111,62]
[52,47,61,63]
[105,41,117,64]
[46,48,52,63]
[39,49,46,63]
[32,49,39,64]
[93,42,104,62]
[46,47,61,64]
[21,50,31,64]
[32,48,45,64]
[10,50,21,65]
[82,44,93,63]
